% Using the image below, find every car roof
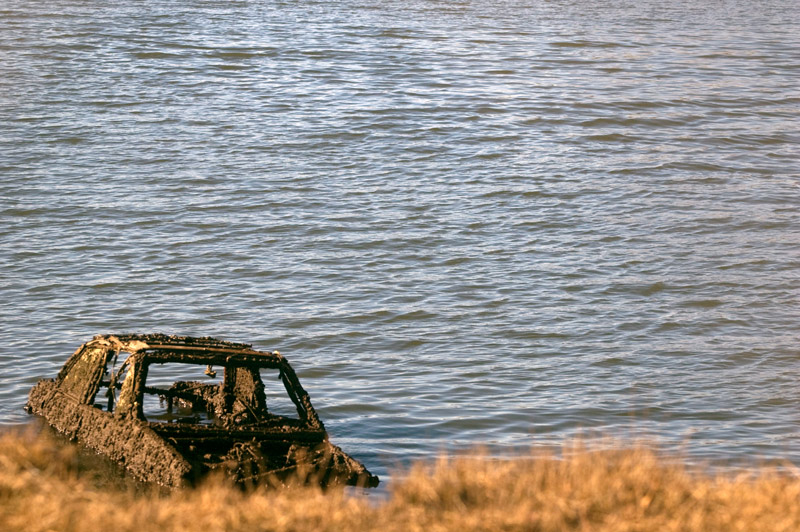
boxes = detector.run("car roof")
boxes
[100,333,253,350]
[94,334,286,366]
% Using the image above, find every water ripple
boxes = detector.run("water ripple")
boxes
[1,0,799,476]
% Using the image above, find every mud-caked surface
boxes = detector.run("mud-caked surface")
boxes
[25,333,379,488]
[27,380,192,486]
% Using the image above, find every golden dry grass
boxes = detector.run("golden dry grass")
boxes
[2,430,800,532]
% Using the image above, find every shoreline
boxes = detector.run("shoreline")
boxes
[2,431,799,531]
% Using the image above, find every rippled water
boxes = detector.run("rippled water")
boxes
[1,0,799,479]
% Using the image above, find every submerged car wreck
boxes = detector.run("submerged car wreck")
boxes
[26,334,379,488]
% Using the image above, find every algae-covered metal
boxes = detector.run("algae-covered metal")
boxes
[26,334,379,488]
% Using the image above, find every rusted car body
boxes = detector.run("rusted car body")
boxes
[26,334,379,488]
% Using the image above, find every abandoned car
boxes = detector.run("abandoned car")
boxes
[26,334,379,488]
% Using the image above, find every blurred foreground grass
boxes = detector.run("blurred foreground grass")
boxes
[2,430,799,532]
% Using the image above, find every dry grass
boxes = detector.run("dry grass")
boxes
[2,430,800,532]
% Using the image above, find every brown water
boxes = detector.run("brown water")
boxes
[1,0,799,480]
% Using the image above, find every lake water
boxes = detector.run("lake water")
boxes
[1,0,799,480]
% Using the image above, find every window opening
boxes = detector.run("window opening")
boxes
[258,368,300,420]
[141,362,223,424]
[92,351,130,413]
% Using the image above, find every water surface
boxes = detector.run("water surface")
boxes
[1,0,799,479]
